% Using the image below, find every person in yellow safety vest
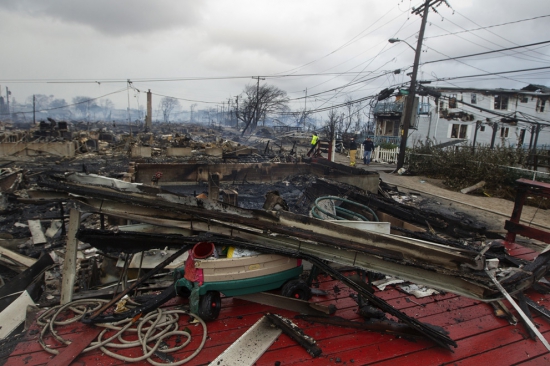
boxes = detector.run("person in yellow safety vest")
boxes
[307,132,319,157]
[349,137,358,166]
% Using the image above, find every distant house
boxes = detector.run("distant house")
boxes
[373,84,550,149]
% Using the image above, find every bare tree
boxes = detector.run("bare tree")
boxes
[342,96,362,136]
[159,97,180,123]
[100,99,115,121]
[27,94,53,112]
[190,103,198,123]
[236,84,289,135]
[72,96,98,121]
[322,109,342,145]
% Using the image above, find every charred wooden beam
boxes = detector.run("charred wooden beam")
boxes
[37,175,550,302]
[265,313,322,358]
[296,314,434,340]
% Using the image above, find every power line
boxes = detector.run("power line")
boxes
[421,40,550,65]
[428,21,550,65]
[422,44,527,84]
[149,92,220,104]
[0,88,128,116]
[425,14,550,39]
[444,13,550,63]
[274,6,408,76]
[0,70,408,85]
[425,66,550,83]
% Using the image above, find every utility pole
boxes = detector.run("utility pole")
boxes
[127,80,132,135]
[252,76,265,131]
[33,95,36,124]
[395,0,448,171]
[235,96,239,129]
[5,87,10,117]
[146,89,152,131]
[302,88,308,128]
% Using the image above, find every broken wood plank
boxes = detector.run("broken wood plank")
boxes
[27,220,47,245]
[461,180,486,194]
[209,316,282,366]
[0,254,53,312]
[0,247,37,268]
[235,292,331,315]
[265,312,322,358]
[60,209,81,305]
[44,325,103,366]
[0,291,36,340]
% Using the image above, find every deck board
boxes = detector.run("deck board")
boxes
[2,253,550,365]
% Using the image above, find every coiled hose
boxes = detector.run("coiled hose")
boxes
[310,196,379,222]
[37,298,207,365]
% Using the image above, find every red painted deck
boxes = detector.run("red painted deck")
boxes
[2,256,550,365]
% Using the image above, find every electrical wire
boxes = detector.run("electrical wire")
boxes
[425,14,550,39]
[453,10,550,61]
[275,6,408,76]
[0,87,128,116]
[439,14,550,64]
[427,21,550,65]
[420,40,550,65]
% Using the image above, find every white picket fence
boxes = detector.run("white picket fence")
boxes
[359,145,399,164]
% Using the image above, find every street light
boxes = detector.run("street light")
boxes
[388,38,416,52]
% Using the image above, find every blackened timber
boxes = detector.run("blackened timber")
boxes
[71,191,481,273]
[40,175,550,301]
[76,229,202,254]
[296,314,431,340]
[0,254,54,312]
[265,313,322,358]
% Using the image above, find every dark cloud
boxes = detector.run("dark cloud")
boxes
[0,0,204,36]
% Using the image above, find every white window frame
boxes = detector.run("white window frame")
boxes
[494,95,509,110]
[448,123,468,139]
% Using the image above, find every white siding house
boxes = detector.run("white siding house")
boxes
[374,85,550,149]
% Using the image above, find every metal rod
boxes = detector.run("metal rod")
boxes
[486,267,550,351]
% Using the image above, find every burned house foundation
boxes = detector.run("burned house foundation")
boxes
[132,159,380,194]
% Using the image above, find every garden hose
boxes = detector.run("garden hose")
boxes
[310,196,379,222]
[37,298,207,365]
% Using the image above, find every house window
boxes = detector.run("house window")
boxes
[480,125,485,132]
[451,124,467,138]
[520,95,528,103]
[536,98,546,112]
[449,94,457,109]
[439,100,446,110]
[494,95,509,110]
[500,127,509,138]
[471,93,477,104]
[518,128,526,146]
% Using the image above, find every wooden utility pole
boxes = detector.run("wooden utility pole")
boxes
[5,87,9,117]
[146,89,152,130]
[395,0,448,171]
[33,95,36,124]
[252,76,265,131]
[235,95,239,128]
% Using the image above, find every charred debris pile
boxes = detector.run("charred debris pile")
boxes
[0,121,549,361]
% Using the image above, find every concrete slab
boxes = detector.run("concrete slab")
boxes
[131,146,151,158]
[166,147,193,157]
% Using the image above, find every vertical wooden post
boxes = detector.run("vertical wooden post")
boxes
[60,209,81,305]
[208,173,220,201]
[505,186,527,244]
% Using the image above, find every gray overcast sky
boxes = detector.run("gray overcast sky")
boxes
[1,0,550,118]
